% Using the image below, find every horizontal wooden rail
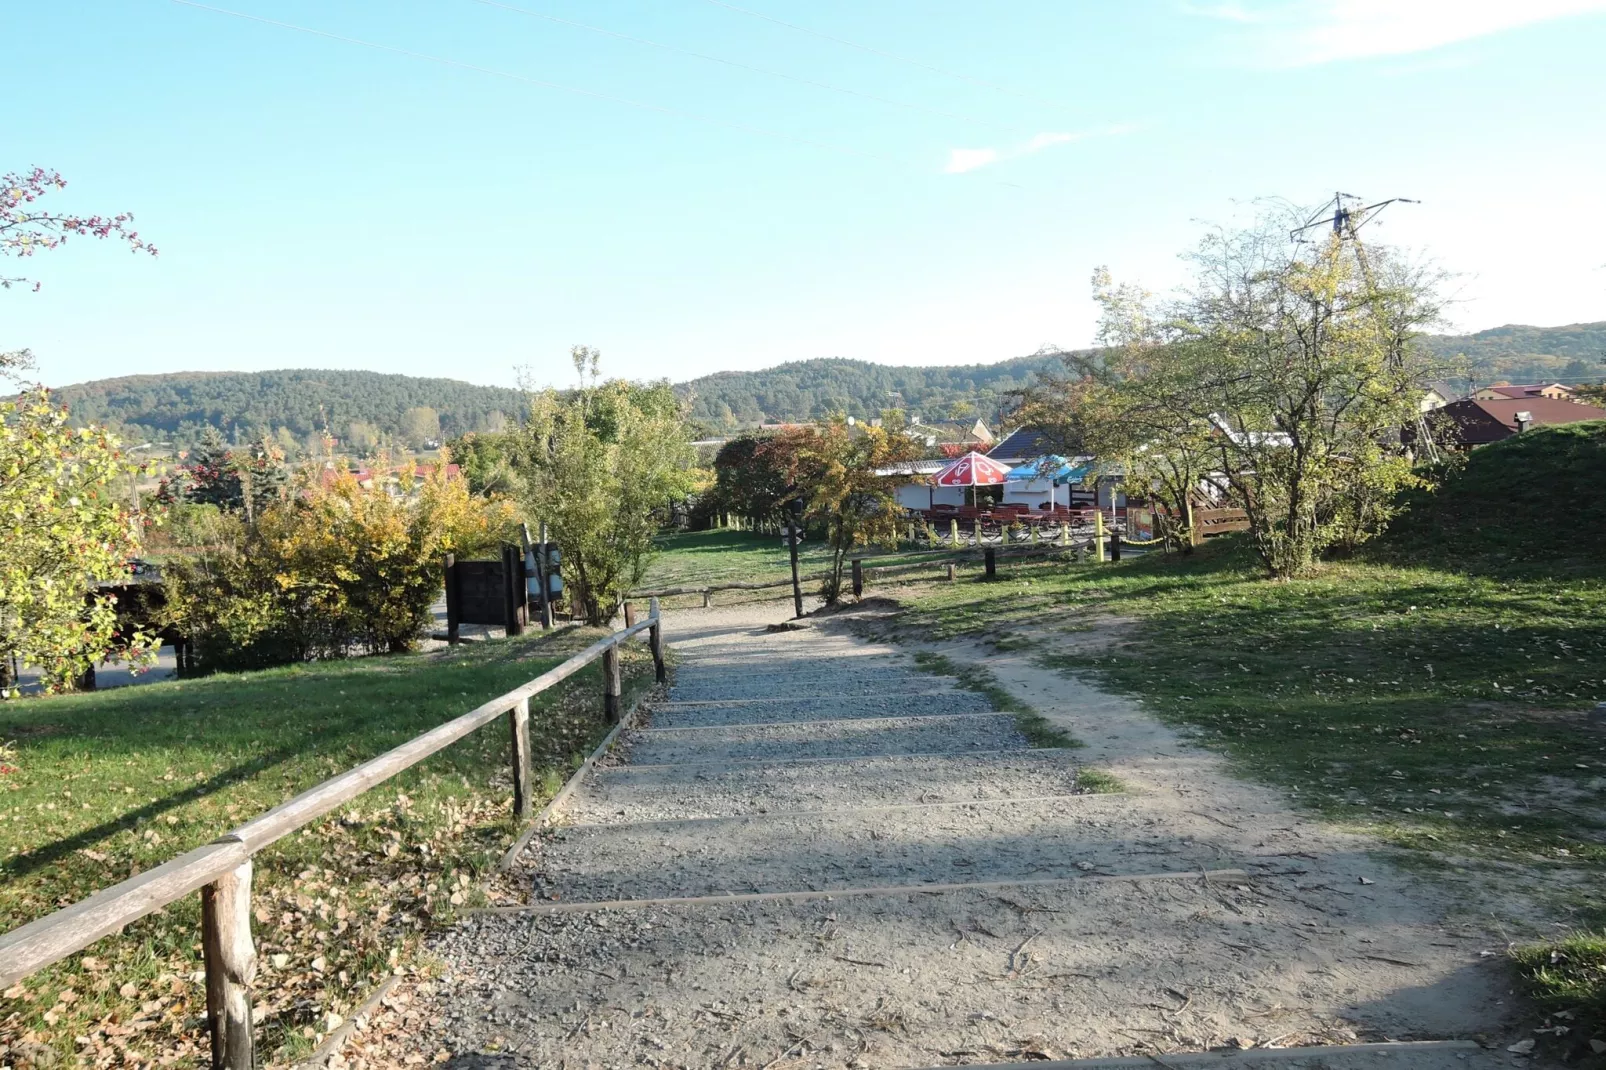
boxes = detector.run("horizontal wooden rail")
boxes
[0,601,665,1069]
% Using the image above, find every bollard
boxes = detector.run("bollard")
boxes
[1094,511,1107,563]
[851,559,864,599]
[702,589,712,609]
[950,518,959,545]
[946,562,956,582]
[984,547,996,579]
[1110,532,1122,562]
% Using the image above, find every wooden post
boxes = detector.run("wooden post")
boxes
[508,697,532,819]
[984,547,996,579]
[444,554,459,644]
[623,601,636,628]
[1110,532,1122,562]
[1095,511,1107,563]
[602,642,622,724]
[649,597,665,683]
[946,562,956,583]
[702,588,712,609]
[201,859,256,1070]
[851,559,864,599]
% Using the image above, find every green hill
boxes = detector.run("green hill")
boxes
[51,369,525,451]
[43,321,1606,447]
[1418,320,1606,386]
[677,352,1074,427]
[1387,419,1606,559]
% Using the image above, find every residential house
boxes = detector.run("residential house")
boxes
[1436,396,1606,447]
[1472,382,1576,402]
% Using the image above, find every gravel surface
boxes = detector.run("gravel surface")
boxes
[648,689,988,728]
[566,749,1085,823]
[352,598,1517,1069]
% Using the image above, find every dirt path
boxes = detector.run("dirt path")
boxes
[356,602,1519,1069]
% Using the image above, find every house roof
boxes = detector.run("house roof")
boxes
[987,428,1059,462]
[1438,397,1606,445]
[1482,383,1572,399]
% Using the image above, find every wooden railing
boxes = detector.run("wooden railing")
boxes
[0,600,666,1070]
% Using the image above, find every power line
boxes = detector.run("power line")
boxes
[701,0,1078,113]
[466,0,1013,133]
[170,0,897,164]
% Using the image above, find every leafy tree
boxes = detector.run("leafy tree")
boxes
[0,379,153,692]
[2,166,153,292]
[801,417,922,604]
[706,428,813,527]
[517,349,696,625]
[400,406,441,448]
[1077,209,1445,577]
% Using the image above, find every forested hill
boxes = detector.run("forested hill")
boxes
[52,369,525,449]
[677,353,1075,427]
[45,322,1605,445]
[1418,321,1606,385]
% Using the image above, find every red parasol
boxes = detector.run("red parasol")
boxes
[932,451,1011,509]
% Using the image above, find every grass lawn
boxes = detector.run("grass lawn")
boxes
[882,539,1606,1043]
[639,528,998,604]
[0,628,656,1066]
[888,541,1606,894]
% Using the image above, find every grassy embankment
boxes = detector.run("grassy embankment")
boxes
[887,421,1606,1046]
[0,628,655,1066]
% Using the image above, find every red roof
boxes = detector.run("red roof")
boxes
[1439,397,1606,445]
[933,451,1012,486]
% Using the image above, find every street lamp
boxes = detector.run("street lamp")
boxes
[786,495,805,619]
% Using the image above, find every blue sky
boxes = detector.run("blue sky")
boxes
[7,0,1605,389]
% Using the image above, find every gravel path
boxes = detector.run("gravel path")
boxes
[358,600,1518,1069]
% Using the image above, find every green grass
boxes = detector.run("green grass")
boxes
[1513,932,1606,1059]
[1075,769,1127,794]
[0,629,655,1065]
[892,539,1606,895]
[911,650,1080,749]
[640,528,985,604]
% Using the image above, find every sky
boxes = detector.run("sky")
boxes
[6,0,1606,390]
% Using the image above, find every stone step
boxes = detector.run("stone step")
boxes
[621,712,1029,765]
[665,666,925,703]
[526,794,1210,903]
[568,748,1085,822]
[646,688,992,728]
[434,873,1454,1068]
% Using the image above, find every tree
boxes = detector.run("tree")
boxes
[517,349,696,625]
[706,428,813,527]
[1076,208,1445,577]
[0,381,153,692]
[401,406,441,448]
[802,417,922,604]
[2,167,154,292]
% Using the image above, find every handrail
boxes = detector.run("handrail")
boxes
[0,602,666,1069]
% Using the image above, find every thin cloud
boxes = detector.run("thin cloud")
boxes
[1188,0,1606,64]
[944,147,1000,174]
[944,124,1136,174]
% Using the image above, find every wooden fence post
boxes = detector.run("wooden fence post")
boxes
[508,697,532,819]
[201,859,256,1070]
[1110,532,1122,562]
[602,642,622,723]
[984,547,996,579]
[649,597,666,683]
[851,559,864,599]
[946,562,956,583]
[623,601,636,628]
[702,589,712,609]
[444,553,460,644]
